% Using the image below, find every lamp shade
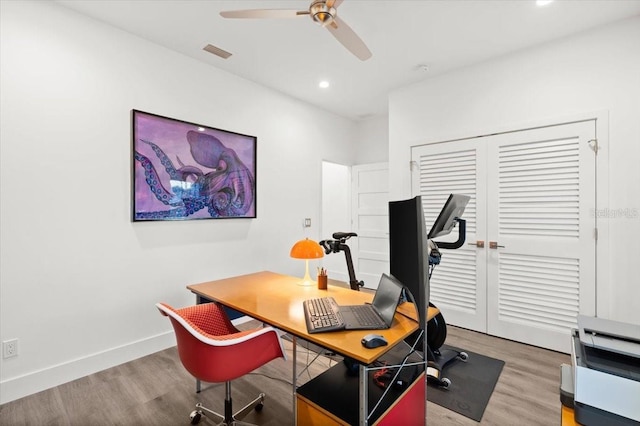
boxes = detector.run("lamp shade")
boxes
[290,238,324,259]
[290,238,324,286]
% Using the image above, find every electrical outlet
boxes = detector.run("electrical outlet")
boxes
[304,218,311,228]
[3,339,18,358]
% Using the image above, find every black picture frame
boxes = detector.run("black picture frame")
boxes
[132,110,257,221]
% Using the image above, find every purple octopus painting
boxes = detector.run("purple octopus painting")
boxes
[132,110,256,221]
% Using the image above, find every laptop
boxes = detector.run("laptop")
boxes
[339,273,405,330]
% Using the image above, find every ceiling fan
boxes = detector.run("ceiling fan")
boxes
[220,0,372,61]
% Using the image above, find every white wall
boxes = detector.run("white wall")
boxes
[0,1,357,403]
[354,115,389,164]
[388,17,640,325]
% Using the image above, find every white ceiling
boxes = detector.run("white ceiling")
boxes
[55,0,640,121]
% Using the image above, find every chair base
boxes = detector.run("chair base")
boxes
[189,390,265,426]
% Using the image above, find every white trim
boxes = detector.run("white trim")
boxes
[409,110,609,149]
[231,315,254,326]
[0,331,175,404]
[593,111,610,319]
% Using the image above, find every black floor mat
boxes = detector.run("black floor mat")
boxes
[427,345,505,422]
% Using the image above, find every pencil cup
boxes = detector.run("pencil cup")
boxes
[317,274,328,290]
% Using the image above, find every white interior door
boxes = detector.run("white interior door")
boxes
[411,141,487,332]
[351,163,389,290]
[485,121,596,353]
[412,120,596,353]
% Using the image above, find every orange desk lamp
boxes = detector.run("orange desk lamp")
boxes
[290,238,324,286]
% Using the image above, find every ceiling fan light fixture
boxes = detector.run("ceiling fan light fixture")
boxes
[310,1,336,26]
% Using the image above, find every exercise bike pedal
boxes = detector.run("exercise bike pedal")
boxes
[427,362,451,388]
[426,367,452,389]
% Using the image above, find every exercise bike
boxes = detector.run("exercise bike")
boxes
[424,217,469,388]
[321,226,468,389]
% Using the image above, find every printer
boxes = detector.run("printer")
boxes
[561,315,640,425]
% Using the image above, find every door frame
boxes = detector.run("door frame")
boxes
[321,161,391,290]
[321,160,352,284]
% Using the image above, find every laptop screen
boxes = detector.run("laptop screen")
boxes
[371,273,405,326]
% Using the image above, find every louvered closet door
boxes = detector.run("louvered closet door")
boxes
[486,121,596,353]
[411,120,596,353]
[412,140,488,332]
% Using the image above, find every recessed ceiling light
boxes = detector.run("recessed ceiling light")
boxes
[319,80,330,89]
[536,0,553,6]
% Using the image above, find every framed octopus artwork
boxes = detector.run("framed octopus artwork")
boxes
[132,110,257,221]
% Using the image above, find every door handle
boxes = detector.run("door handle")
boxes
[468,240,485,248]
[489,241,505,249]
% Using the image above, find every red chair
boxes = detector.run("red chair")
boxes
[157,302,286,425]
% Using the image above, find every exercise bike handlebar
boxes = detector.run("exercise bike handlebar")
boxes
[431,218,466,250]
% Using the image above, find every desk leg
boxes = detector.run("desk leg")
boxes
[194,294,205,394]
[424,371,427,423]
[292,335,297,425]
[359,364,368,425]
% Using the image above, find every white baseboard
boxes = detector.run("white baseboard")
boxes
[0,331,176,405]
[231,315,254,326]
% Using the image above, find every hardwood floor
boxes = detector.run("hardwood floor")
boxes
[428,326,569,425]
[0,323,569,425]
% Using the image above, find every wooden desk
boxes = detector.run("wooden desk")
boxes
[187,271,424,425]
[187,271,419,365]
[562,405,580,425]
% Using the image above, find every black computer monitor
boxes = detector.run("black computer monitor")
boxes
[427,194,471,239]
[388,196,429,330]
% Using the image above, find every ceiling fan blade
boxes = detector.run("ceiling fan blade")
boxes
[327,0,344,8]
[220,9,308,19]
[326,16,372,61]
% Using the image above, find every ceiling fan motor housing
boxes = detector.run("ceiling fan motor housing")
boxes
[310,0,336,26]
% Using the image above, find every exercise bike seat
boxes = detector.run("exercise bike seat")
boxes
[332,232,357,240]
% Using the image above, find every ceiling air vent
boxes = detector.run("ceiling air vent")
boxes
[203,44,232,59]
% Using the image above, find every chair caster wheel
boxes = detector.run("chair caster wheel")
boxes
[255,402,264,412]
[440,377,451,389]
[190,410,202,425]
[459,351,469,362]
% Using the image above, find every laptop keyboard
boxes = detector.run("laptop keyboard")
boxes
[303,297,346,334]
[350,305,383,326]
